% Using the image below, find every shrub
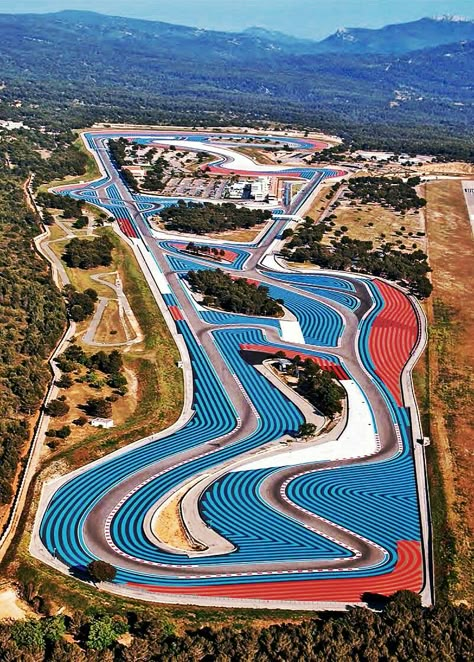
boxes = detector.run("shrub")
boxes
[45,399,69,417]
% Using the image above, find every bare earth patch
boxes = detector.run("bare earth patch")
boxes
[152,488,197,552]
[0,589,30,620]
[420,162,474,177]
[93,300,129,344]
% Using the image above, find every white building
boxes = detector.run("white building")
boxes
[227,182,248,199]
[90,418,114,429]
[251,177,270,201]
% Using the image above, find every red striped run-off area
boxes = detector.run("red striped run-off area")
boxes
[116,217,138,239]
[369,281,419,406]
[169,306,184,321]
[127,540,422,602]
[239,343,349,381]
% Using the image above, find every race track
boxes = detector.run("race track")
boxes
[32,129,433,609]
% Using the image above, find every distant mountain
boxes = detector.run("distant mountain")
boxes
[313,16,474,54]
[242,26,318,53]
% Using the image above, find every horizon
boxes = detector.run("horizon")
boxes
[2,0,473,39]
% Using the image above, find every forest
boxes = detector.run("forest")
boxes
[160,201,272,235]
[187,269,284,317]
[281,218,432,299]
[0,132,69,507]
[0,591,471,660]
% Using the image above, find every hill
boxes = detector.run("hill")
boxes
[0,11,472,158]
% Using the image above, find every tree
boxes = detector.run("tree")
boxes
[107,373,127,390]
[297,360,345,419]
[86,614,127,651]
[90,349,123,374]
[85,398,112,418]
[73,216,88,229]
[65,289,97,321]
[45,398,69,417]
[56,374,73,389]
[88,560,117,583]
[55,425,71,439]
[297,423,317,440]
[11,619,44,650]
[62,344,87,365]
[42,616,66,643]
[73,416,88,426]
[84,288,98,302]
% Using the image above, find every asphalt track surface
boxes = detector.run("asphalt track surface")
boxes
[32,130,432,609]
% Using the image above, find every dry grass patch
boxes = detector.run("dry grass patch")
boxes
[43,362,138,455]
[93,300,129,344]
[323,201,425,252]
[236,147,277,165]
[424,178,474,602]
[47,223,69,242]
[420,162,474,177]
[209,223,267,243]
[305,183,335,219]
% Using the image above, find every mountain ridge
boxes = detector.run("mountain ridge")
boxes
[314,16,474,54]
[3,10,474,55]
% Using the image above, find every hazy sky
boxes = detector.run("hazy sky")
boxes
[1,0,473,39]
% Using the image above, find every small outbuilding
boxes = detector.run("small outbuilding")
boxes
[90,417,114,429]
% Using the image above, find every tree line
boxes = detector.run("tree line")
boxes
[0,590,471,659]
[108,139,139,192]
[281,218,432,299]
[347,175,426,213]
